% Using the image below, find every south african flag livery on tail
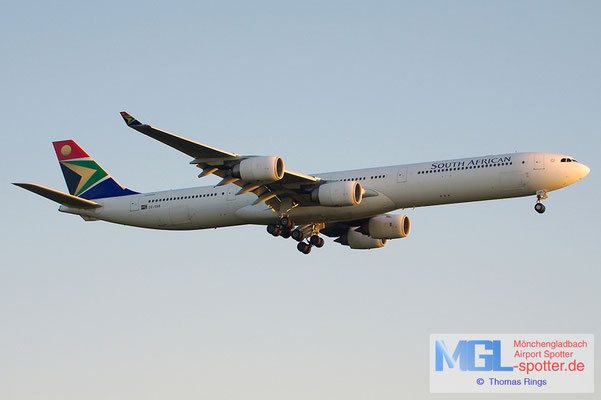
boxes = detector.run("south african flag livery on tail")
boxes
[53,140,138,200]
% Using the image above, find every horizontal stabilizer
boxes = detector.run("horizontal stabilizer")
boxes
[13,183,102,209]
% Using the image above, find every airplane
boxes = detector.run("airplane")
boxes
[14,112,590,254]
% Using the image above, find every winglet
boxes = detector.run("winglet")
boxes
[120,111,143,127]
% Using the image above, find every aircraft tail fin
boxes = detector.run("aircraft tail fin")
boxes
[52,140,138,200]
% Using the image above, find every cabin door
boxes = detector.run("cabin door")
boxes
[227,185,236,201]
[533,153,545,170]
[397,167,408,183]
[129,195,140,211]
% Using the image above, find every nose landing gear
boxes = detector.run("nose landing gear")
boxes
[534,203,546,214]
[534,189,548,214]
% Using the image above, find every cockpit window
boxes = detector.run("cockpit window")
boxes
[561,158,577,163]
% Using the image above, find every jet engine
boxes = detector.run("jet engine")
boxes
[335,229,387,249]
[365,214,411,239]
[310,181,362,207]
[232,156,285,182]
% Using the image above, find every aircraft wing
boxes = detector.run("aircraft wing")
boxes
[13,183,102,209]
[120,112,240,160]
[120,112,321,210]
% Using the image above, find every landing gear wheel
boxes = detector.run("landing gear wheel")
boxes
[280,229,292,239]
[534,203,546,214]
[309,235,324,248]
[291,229,305,242]
[267,224,282,236]
[266,224,277,235]
[297,242,312,254]
[279,216,294,229]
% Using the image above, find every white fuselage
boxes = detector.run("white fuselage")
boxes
[59,152,590,230]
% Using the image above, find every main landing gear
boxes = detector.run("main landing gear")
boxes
[534,189,548,214]
[297,242,312,254]
[266,216,325,255]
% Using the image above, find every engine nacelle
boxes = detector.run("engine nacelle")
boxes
[232,156,285,182]
[338,229,387,249]
[310,181,362,207]
[366,214,411,239]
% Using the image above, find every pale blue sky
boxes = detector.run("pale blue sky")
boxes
[1,1,600,399]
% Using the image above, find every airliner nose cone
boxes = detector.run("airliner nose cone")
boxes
[582,164,591,178]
